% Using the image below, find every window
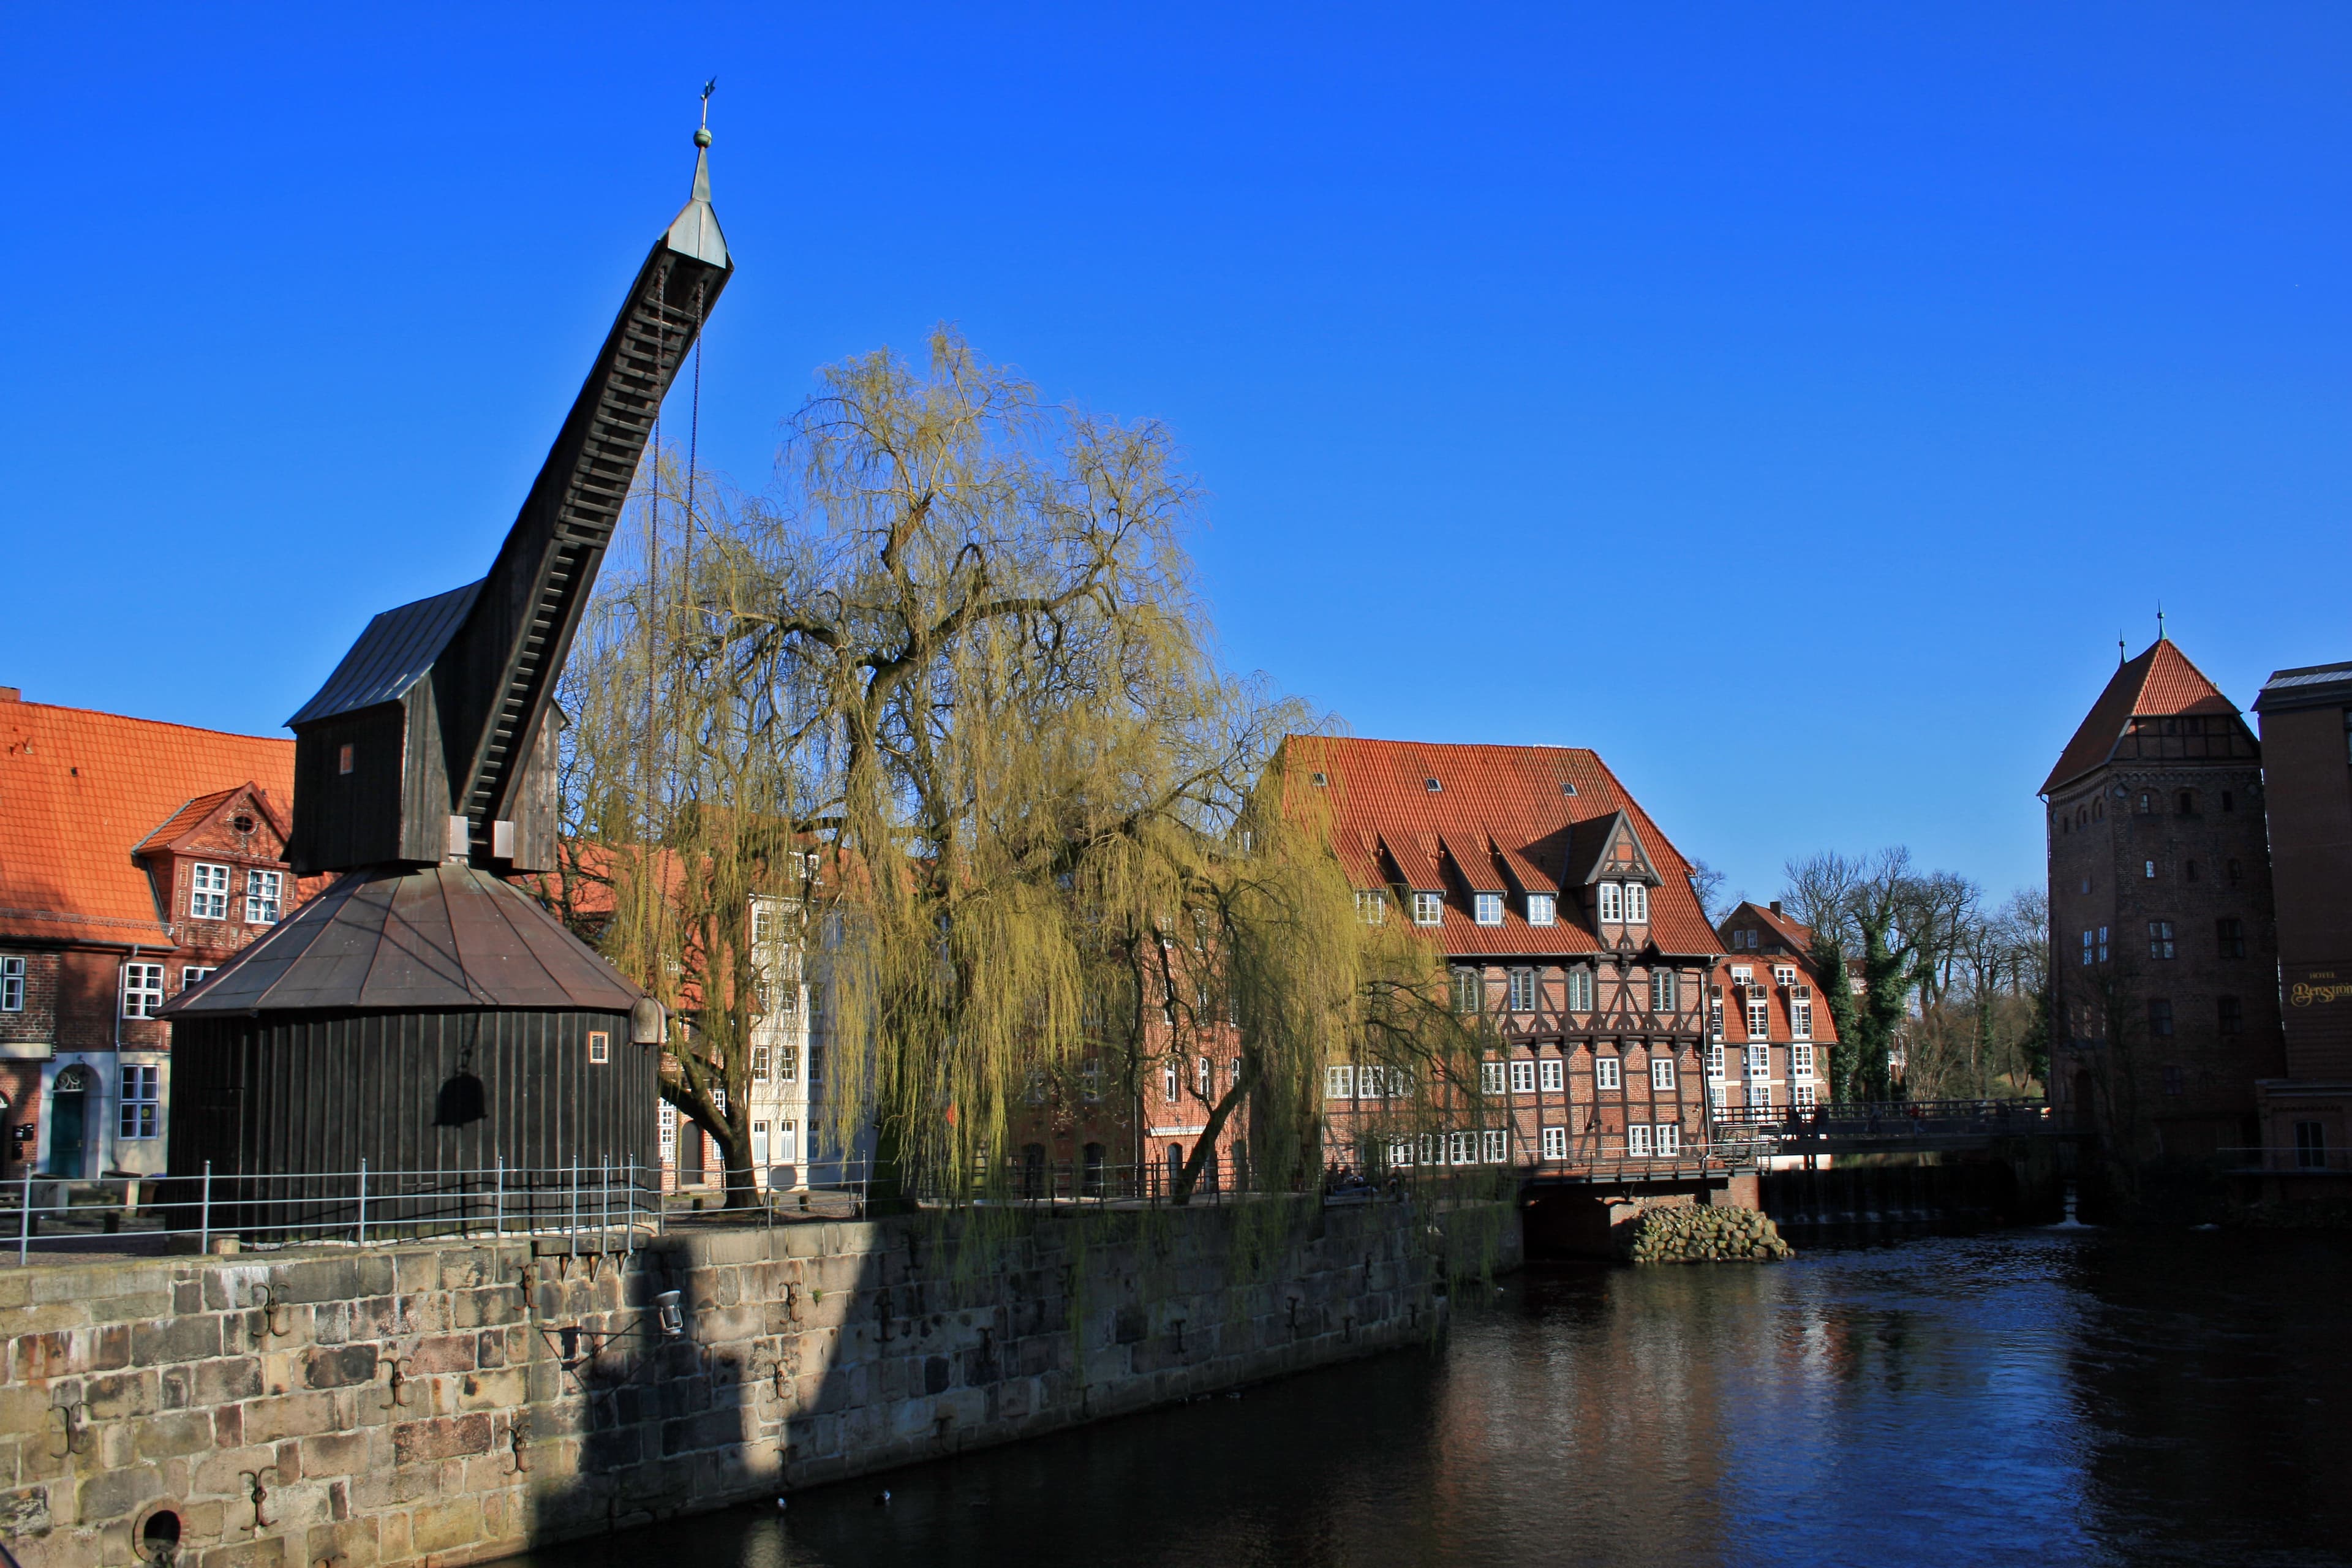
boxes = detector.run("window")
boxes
[1746,997,1771,1039]
[1480,1060,1507,1095]
[1651,971,1678,1012]
[121,962,164,1019]
[775,1043,799,1082]
[1792,1081,1818,1112]
[1790,1042,1815,1077]
[189,863,230,920]
[2176,790,2196,816]
[1746,1043,1770,1080]
[1565,969,1594,1012]
[589,1031,611,1065]
[2137,791,2154,815]
[119,1065,159,1139]
[1474,892,1503,926]
[1597,883,1624,924]
[1792,998,1812,1037]
[1425,777,1442,794]
[2296,1121,2328,1170]
[2081,930,2094,967]
[1626,1124,1653,1157]
[1164,1060,1181,1101]
[2098,926,2109,962]
[1482,1129,1508,1163]
[2216,918,2245,959]
[751,901,775,948]
[1651,1057,1675,1091]
[1655,1122,1681,1156]
[1355,890,1388,925]
[1731,965,1752,983]
[1526,894,1556,927]
[1325,1065,1355,1101]
[1508,969,1536,1011]
[1709,997,1724,1041]
[777,1120,799,1166]
[2217,995,2242,1035]
[1,956,23,1011]
[752,1121,771,1167]
[1746,1084,1772,1110]
[1706,1041,1725,1078]
[1538,1058,1563,1092]
[1387,1139,1414,1168]
[1774,965,1796,987]
[1452,967,1483,1015]
[1412,891,1444,926]
[1197,1055,1213,1097]
[1449,1131,1476,1165]
[2144,860,2157,880]
[337,742,354,775]
[1509,1059,1536,1095]
[1594,1055,1622,1091]
[1541,1126,1567,1159]
[1082,1059,1103,1102]
[2162,1066,2184,1097]
[244,869,282,925]
[2148,921,2176,960]
[750,1045,769,1080]
[1625,883,1649,923]
[2147,998,2174,1036]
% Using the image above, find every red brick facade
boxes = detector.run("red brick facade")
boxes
[1708,901,1838,1124]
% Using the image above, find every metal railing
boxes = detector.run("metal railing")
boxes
[2215,1145,2352,1176]
[1711,1097,2062,1141]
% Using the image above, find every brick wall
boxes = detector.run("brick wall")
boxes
[0,1198,1458,1567]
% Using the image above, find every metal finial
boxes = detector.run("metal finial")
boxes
[2157,603,2166,641]
[695,78,716,147]
[2118,633,2126,667]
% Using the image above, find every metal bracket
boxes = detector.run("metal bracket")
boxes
[253,1283,291,1338]
[49,1394,91,1458]
[240,1465,278,1531]
[506,1411,532,1475]
[379,1353,415,1410]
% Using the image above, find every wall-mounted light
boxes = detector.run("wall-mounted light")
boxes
[655,1289,685,1339]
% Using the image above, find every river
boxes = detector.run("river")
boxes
[516,1227,2352,1567]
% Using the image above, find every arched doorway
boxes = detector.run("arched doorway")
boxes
[48,1065,92,1178]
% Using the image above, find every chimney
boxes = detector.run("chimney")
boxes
[1770,900,1782,915]
[0,687,19,703]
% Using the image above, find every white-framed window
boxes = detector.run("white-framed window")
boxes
[1655,1121,1681,1156]
[1474,892,1504,926]
[1651,1057,1675,1091]
[750,899,775,949]
[588,1030,611,1065]
[1082,1059,1103,1102]
[1792,998,1812,1037]
[1355,890,1388,925]
[1566,969,1593,1012]
[750,1046,770,1080]
[1746,998,1771,1039]
[0,955,22,1011]
[1595,1055,1622,1091]
[1481,1129,1508,1164]
[660,1102,677,1150]
[1449,1130,1477,1165]
[1480,1060,1507,1095]
[1326,1064,1357,1101]
[1792,1082,1819,1112]
[1706,1042,1725,1077]
[1625,882,1649,922]
[752,1121,771,1167]
[1597,882,1624,923]
[119,1065,160,1139]
[1747,1084,1773,1109]
[1508,969,1536,1011]
[1197,1055,1213,1096]
[1388,1138,1414,1168]
[121,962,165,1019]
[1412,891,1444,926]
[1709,1079,1728,1110]
[777,1043,799,1083]
[777,1121,799,1163]
[1538,1058,1564,1092]
[1731,965,1752,983]
[1709,998,1724,1041]
[1163,1060,1181,1101]
[244,869,284,925]
[1627,1123,1653,1157]
[189,863,230,921]
[1746,1043,1771,1080]
[1527,893,1556,926]
[1452,967,1483,1015]
[1509,1058,1536,1094]
[1651,971,1677,1012]
[1791,1042,1815,1077]
[1541,1125,1567,1159]
[181,965,216,992]
[1774,965,1796,987]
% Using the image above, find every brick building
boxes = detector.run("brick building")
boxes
[2250,659,2352,1182]
[1292,736,1722,1178]
[2041,638,2285,1163]
[1709,900,1838,1120]
[0,691,324,1182]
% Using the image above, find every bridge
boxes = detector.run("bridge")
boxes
[1708,1097,2076,1161]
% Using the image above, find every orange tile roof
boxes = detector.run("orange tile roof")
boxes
[2043,639,2242,794]
[1281,735,1721,957]
[1714,951,1841,1044]
[1725,900,1816,954]
[0,698,294,948]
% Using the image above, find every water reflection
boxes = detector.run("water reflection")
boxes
[516,1231,2351,1567]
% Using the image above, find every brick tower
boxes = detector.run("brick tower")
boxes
[2042,635,2285,1165]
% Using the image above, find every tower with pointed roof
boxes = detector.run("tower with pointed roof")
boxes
[2042,638,2285,1174]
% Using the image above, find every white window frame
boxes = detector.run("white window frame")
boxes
[180,965,216,992]
[1626,1123,1653,1157]
[119,1064,160,1140]
[1507,968,1536,1011]
[1708,1042,1726,1078]
[1355,889,1388,925]
[1774,964,1797,987]
[1651,971,1677,1013]
[1082,1059,1103,1102]
[1747,998,1771,1039]
[777,1120,798,1163]
[1540,1125,1567,1159]
[1792,999,1812,1038]
[189,863,230,921]
[660,1103,677,1150]
[1509,1058,1536,1094]
[1790,1042,1815,1077]
[750,1045,770,1081]
[1412,891,1444,926]
[1480,1060,1507,1096]
[1747,1083,1773,1110]
[1567,969,1594,1012]
[1651,1057,1675,1091]
[1526,893,1556,927]
[0,955,22,1012]
[121,962,165,1019]
[1481,1129,1508,1164]
[1537,1058,1563,1092]
[1597,882,1624,923]
[1594,1055,1622,1091]
[587,1030,611,1065]
[752,1121,771,1167]
[1326,1064,1356,1101]
[1654,1121,1681,1156]
[1388,1138,1415,1168]
[1163,1060,1180,1101]
[1474,892,1503,927]
[1792,1081,1818,1112]
[1625,881,1649,923]
[1449,1130,1477,1166]
[244,869,283,925]
[1746,1043,1771,1080]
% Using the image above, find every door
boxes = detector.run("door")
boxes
[47,1067,90,1177]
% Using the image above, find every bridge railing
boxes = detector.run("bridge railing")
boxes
[1711,1098,2063,1142]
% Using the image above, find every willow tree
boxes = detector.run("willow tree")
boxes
[567,329,1482,1210]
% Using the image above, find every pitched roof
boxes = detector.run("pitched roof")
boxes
[0,698,295,947]
[287,581,480,727]
[132,785,291,858]
[2255,660,2352,715]
[1711,952,1841,1044]
[1281,736,1719,957]
[2042,639,2244,795]
[1723,900,1816,953]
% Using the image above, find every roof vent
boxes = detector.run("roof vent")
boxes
[1310,772,1328,787]
[1424,778,1441,793]
[1561,782,1577,796]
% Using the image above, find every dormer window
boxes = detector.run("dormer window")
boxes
[190,863,230,921]
[244,870,284,925]
[1625,882,1649,923]
[1311,772,1328,786]
[1597,883,1624,923]
[1355,890,1388,924]
[1526,893,1556,927]
[1424,777,1442,793]
[1474,892,1503,926]
[1774,965,1796,987]
[1412,891,1444,926]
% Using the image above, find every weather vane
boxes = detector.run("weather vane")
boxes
[697,78,717,147]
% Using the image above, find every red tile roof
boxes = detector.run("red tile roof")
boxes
[1714,951,1841,1044]
[1724,900,1816,954]
[0,698,295,948]
[2043,639,2242,794]
[1281,736,1720,957]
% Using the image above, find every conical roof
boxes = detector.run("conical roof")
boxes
[164,862,644,1015]
[2042,639,2243,794]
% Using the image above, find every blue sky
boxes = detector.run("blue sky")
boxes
[3,4,2346,907]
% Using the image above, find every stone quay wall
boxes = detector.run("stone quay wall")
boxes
[1,1197,1450,1567]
